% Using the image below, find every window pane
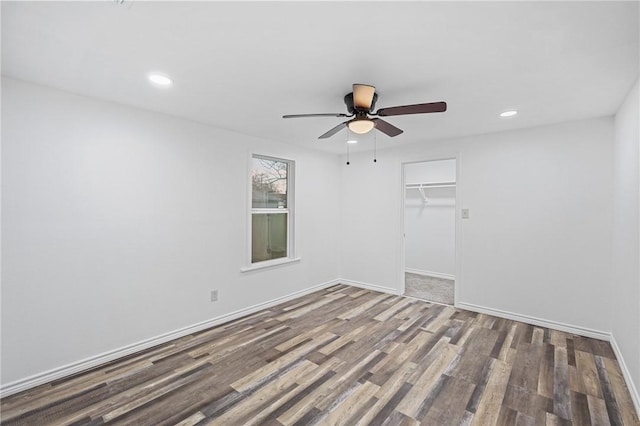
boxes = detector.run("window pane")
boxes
[252,213,287,263]
[252,157,287,209]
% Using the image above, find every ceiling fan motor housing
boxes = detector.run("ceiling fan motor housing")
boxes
[344,92,378,114]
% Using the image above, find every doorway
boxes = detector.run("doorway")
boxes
[402,158,457,304]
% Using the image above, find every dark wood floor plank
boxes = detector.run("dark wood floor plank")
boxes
[595,355,625,426]
[538,343,555,400]
[1,285,638,426]
[509,342,545,392]
[553,345,572,420]
[465,356,496,413]
[603,357,640,425]
[571,390,592,426]
[396,341,458,419]
[576,349,605,399]
[496,404,518,426]
[242,358,345,426]
[502,383,553,420]
[588,394,613,426]
[471,358,512,426]
[325,381,380,424]
[419,375,476,425]
[334,353,416,425]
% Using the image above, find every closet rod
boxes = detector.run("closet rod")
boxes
[405,181,456,189]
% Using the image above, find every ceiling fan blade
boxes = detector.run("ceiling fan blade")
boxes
[376,101,447,117]
[283,113,351,119]
[353,84,376,110]
[372,118,403,137]
[318,121,348,139]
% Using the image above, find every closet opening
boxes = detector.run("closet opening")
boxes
[402,158,457,305]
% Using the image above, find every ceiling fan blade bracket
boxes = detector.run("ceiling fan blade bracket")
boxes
[344,93,355,114]
[369,93,378,112]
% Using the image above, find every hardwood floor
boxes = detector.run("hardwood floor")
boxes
[1,285,638,425]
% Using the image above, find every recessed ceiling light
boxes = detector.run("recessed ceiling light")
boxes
[148,72,172,87]
[500,110,518,117]
[347,139,358,144]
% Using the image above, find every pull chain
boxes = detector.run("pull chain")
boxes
[373,130,377,163]
[346,130,350,165]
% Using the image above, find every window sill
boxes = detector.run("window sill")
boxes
[240,257,301,273]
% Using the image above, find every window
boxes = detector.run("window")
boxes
[250,155,294,265]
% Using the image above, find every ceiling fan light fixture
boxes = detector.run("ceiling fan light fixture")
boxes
[348,118,375,134]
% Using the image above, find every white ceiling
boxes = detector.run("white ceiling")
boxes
[2,1,638,154]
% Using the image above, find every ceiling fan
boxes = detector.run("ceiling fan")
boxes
[283,84,447,139]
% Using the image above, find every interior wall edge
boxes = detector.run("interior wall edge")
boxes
[455,301,610,341]
[610,332,640,418]
[0,278,341,398]
[339,278,618,351]
[337,279,401,296]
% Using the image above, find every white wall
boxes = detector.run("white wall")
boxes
[404,160,456,277]
[341,118,613,332]
[612,78,640,401]
[0,78,341,386]
[404,159,456,184]
[2,76,635,402]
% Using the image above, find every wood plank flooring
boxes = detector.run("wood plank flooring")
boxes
[1,285,638,425]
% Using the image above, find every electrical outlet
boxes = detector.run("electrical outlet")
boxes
[210,290,218,302]
[462,209,470,219]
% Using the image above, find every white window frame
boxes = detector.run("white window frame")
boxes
[242,154,299,272]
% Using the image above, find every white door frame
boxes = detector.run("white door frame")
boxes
[400,154,462,306]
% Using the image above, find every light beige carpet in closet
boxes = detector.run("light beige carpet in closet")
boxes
[404,272,454,305]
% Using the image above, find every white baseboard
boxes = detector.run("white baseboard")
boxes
[609,334,640,417]
[456,301,610,341]
[0,279,340,398]
[405,268,455,280]
[338,278,400,296]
